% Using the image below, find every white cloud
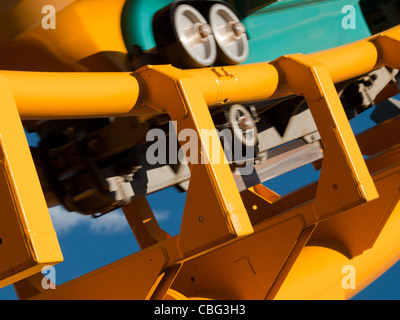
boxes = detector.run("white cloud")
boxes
[153,209,172,222]
[48,206,87,236]
[49,206,129,236]
[48,206,173,237]
[87,210,129,235]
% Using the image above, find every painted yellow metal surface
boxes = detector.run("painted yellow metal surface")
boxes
[0,0,399,300]
[272,53,379,217]
[136,65,255,252]
[276,159,400,300]
[0,0,126,69]
[0,0,77,47]
[0,25,397,120]
[169,119,400,300]
[1,71,141,119]
[274,116,400,299]
[0,76,63,288]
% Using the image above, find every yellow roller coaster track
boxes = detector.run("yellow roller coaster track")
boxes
[0,21,399,300]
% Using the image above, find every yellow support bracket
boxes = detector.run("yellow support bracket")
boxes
[135,65,254,257]
[248,184,281,204]
[371,27,400,69]
[272,54,379,220]
[0,75,63,289]
[122,198,171,250]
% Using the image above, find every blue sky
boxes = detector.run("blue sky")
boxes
[0,101,399,300]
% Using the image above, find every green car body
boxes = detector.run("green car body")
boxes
[121,0,372,64]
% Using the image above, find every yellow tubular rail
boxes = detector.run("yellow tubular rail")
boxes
[0,24,398,119]
[0,71,140,119]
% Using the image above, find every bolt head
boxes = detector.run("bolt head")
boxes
[198,23,212,38]
[232,22,246,37]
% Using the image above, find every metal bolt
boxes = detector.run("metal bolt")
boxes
[88,138,102,153]
[198,23,212,38]
[238,116,255,130]
[232,22,246,37]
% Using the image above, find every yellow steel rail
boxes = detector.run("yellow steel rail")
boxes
[0,25,398,120]
[1,71,141,119]
[0,75,63,289]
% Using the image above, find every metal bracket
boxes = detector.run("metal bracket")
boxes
[136,65,254,257]
[371,30,400,70]
[272,54,379,220]
[0,75,63,289]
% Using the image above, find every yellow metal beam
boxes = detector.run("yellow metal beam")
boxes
[136,65,254,255]
[371,27,400,70]
[123,197,171,250]
[276,161,400,300]
[29,247,168,300]
[0,75,63,289]
[273,53,379,219]
[0,71,141,119]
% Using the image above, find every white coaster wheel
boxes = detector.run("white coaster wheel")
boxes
[229,104,258,147]
[173,4,217,68]
[209,3,249,65]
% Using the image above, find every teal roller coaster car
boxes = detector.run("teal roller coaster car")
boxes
[121,0,379,69]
